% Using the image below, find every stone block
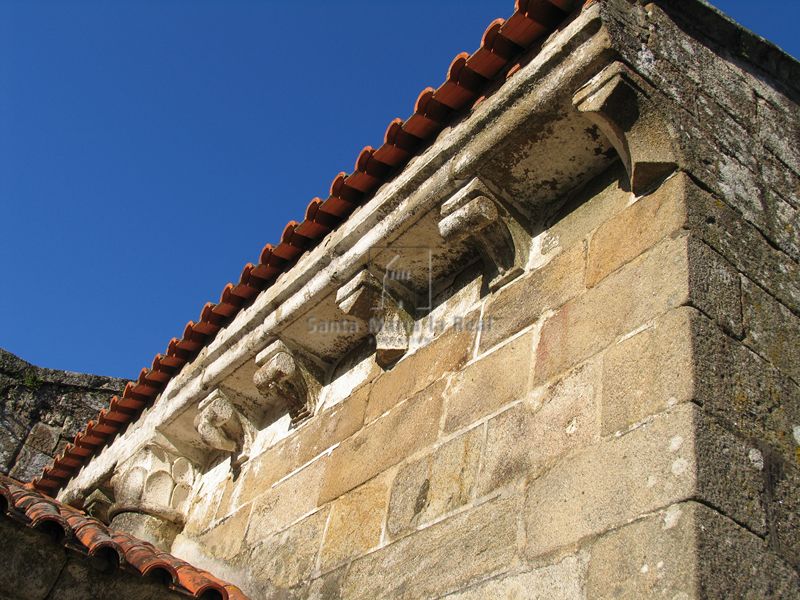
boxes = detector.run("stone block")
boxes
[587,501,800,599]
[194,503,252,561]
[525,404,766,558]
[742,278,800,384]
[541,162,631,260]
[236,388,367,508]
[587,172,688,287]
[478,358,600,496]
[443,331,535,434]
[319,472,390,571]
[767,457,800,569]
[534,234,740,386]
[306,566,346,600]
[687,186,800,314]
[0,520,67,600]
[319,380,444,504]
[366,324,473,423]
[692,314,800,467]
[601,307,695,434]
[248,508,329,590]
[24,422,61,454]
[8,444,53,482]
[479,242,585,352]
[342,495,518,600]
[387,426,483,538]
[441,553,587,599]
[688,236,743,337]
[246,456,328,544]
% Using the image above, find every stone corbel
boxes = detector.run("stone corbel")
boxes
[573,61,679,195]
[438,178,526,291]
[194,389,257,469]
[108,443,196,550]
[336,269,414,368]
[253,340,322,426]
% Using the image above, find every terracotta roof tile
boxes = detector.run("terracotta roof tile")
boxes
[0,474,249,600]
[34,0,582,494]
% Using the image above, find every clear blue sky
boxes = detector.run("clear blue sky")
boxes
[1,0,797,379]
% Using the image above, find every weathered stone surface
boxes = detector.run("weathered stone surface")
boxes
[109,512,180,552]
[587,173,687,287]
[535,234,728,385]
[246,456,328,544]
[742,278,800,384]
[541,162,631,260]
[525,404,765,558]
[387,426,483,537]
[694,414,767,536]
[319,380,444,504]
[479,242,585,352]
[248,508,329,590]
[306,566,346,600]
[478,358,600,496]
[443,331,535,434]
[692,313,800,467]
[687,184,800,315]
[767,457,800,569]
[0,519,67,600]
[442,553,588,599]
[587,501,800,599]
[365,325,473,423]
[0,348,126,479]
[24,422,61,454]
[8,444,55,482]
[195,504,252,561]
[605,0,800,237]
[601,307,695,434]
[342,495,518,600]
[46,557,186,600]
[587,503,696,599]
[319,472,389,571]
[237,387,368,508]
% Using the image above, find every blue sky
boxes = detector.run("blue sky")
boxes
[1,0,798,379]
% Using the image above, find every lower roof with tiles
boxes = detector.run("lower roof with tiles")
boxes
[33,0,585,495]
[0,474,248,600]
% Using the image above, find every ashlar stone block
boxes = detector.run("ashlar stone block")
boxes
[443,331,535,434]
[587,501,800,599]
[478,357,601,496]
[387,426,483,538]
[525,404,766,558]
[319,379,444,504]
[319,472,390,572]
[342,495,518,600]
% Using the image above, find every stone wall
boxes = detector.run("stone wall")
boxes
[0,349,127,482]
[55,1,800,598]
[174,158,799,599]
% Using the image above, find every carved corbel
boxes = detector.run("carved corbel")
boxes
[336,270,413,368]
[253,340,322,426]
[573,61,679,195]
[194,389,257,468]
[438,178,526,291]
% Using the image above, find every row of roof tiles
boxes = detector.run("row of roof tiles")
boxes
[1,474,248,599]
[34,0,582,494]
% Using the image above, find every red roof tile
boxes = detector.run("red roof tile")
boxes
[0,474,248,600]
[34,0,582,495]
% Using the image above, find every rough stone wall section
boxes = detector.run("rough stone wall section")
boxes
[0,349,127,481]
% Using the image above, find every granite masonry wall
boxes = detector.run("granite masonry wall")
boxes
[176,160,799,598]
[0,349,127,482]
[52,1,800,598]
